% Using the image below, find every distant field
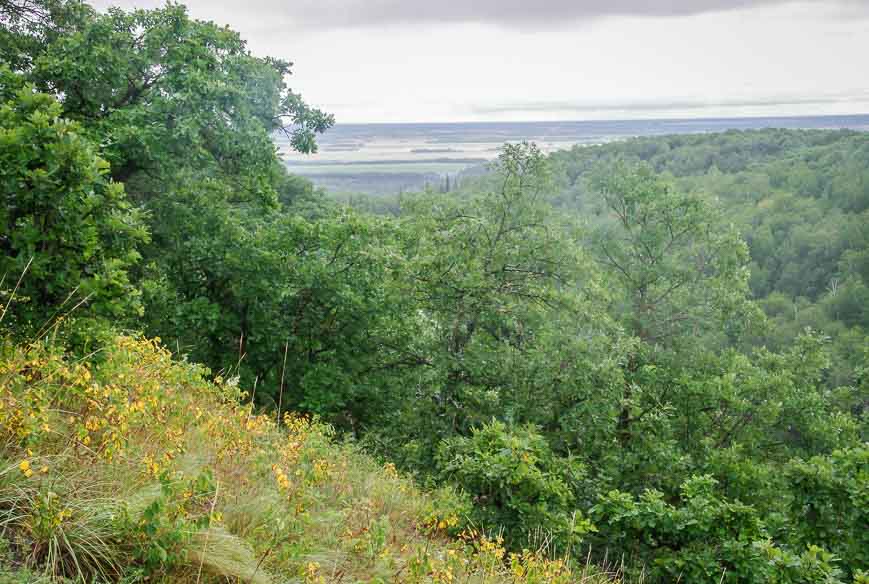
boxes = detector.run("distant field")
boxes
[287,161,482,175]
[279,114,869,195]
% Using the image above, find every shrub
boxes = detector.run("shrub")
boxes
[436,421,594,552]
[785,447,869,579]
[590,474,847,583]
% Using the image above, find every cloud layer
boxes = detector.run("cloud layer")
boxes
[283,0,866,28]
[88,0,869,123]
[91,0,869,31]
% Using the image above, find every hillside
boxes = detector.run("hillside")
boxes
[0,335,612,583]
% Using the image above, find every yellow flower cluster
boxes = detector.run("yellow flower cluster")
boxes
[202,405,272,464]
[473,534,507,561]
[304,560,325,584]
[408,527,577,584]
[0,338,196,488]
[423,510,460,533]
[0,353,54,445]
[272,463,292,492]
[142,454,161,477]
[508,550,572,583]
[24,490,76,542]
[311,458,332,483]
[383,461,399,478]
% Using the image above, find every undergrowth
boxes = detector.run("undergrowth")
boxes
[0,335,618,583]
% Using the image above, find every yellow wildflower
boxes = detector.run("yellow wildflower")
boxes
[19,459,33,477]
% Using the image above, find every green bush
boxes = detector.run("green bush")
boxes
[436,421,593,551]
[784,447,869,579]
[590,475,846,583]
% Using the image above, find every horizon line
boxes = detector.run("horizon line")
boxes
[324,111,869,127]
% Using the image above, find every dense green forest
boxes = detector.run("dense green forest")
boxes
[1,1,867,582]
[548,131,869,385]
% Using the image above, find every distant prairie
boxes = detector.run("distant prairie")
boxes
[278,114,869,194]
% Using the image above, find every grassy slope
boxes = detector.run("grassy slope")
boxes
[0,336,615,583]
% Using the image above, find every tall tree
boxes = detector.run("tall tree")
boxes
[25,3,332,201]
[386,143,614,461]
[0,68,147,334]
[588,163,759,447]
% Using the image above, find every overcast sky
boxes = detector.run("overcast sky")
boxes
[89,0,869,123]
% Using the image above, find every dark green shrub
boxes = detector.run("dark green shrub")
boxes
[436,421,593,551]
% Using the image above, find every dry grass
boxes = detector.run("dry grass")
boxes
[0,335,620,583]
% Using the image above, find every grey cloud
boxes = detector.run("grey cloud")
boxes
[92,0,869,31]
[282,0,868,29]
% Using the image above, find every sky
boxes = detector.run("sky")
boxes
[89,0,869,123]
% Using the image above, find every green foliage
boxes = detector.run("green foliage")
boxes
[545,130,868,581]
[0,70,147,335]
[437,421,593,550]
[753,543,845,584]
[1,1,89,73]
[26,2,332,192]
[784,447,869,572]
[588,162,758,345]
[123,470,217,575]
[2,1,342,412]
[592,475,765,582]
[2,2,867,582]
[382,143,615,457]
[591,475,847,583]
[551,129,869,386]
[138,177,414,424]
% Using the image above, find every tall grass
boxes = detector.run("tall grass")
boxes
[0,335,621,583]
